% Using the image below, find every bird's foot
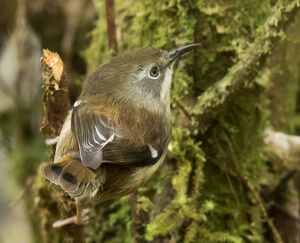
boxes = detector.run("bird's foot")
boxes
[52,208,89,228]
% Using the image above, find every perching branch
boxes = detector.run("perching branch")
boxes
[41,49,70,140]
[191,0,299,126]
[40,50,85,243]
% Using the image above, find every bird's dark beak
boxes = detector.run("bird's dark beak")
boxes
[168,43,201,65]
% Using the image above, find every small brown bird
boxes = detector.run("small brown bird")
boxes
[41,44,199,227]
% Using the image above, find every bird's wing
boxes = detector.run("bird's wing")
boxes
[71,102,164,170]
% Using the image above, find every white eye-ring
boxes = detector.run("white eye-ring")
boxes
[149,66,160,79]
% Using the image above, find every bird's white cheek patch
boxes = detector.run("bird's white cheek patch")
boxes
[148,144,158,158]
[160,68,173,101]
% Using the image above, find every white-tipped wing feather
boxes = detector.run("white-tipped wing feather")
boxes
[71,102,163,170]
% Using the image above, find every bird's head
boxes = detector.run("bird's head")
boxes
[81,44,200,112]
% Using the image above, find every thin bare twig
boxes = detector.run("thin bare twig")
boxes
[130,192,150,243]
[105,0,118,53]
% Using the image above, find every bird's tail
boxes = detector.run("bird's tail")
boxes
[40,154,98,198]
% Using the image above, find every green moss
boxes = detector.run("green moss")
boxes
[86,197,132,243]
[198,87,269,242]
[80,0,297,242]
[1,0,296,241]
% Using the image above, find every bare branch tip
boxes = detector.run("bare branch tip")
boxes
[42,49,64,81]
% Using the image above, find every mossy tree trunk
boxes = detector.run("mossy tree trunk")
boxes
[30,0,299,243]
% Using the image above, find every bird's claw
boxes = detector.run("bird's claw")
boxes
[78,208,90,225]
[52,209,90,228]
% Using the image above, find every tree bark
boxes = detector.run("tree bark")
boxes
[40,50,85,243]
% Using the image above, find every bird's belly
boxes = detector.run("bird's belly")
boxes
[129,152,166,187]
[94,152,166,203]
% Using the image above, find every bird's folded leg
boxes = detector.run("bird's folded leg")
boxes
[53,199,89,228]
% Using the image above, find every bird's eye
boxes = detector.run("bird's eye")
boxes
[149,66,160,78]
